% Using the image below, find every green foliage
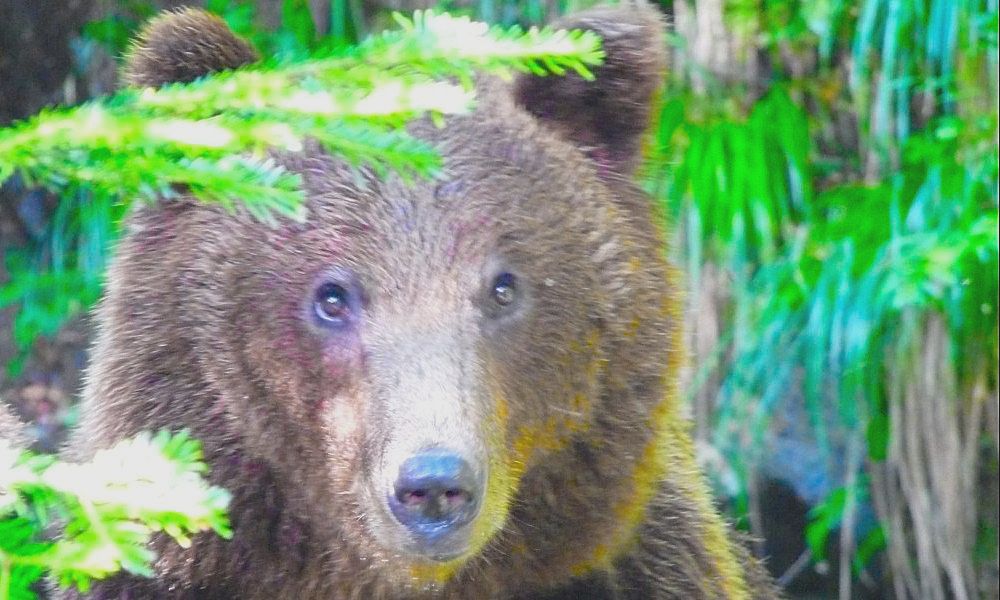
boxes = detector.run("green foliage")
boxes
[85,0,357,59]
[1,12,602,220]
[805,480,887,573]
[82,1,158,58]
[0,431,231,600]
[651,0,998,590]
[0,11,603,376]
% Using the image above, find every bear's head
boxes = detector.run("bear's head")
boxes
[95,6,674,594]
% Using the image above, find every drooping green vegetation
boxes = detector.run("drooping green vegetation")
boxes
[0,431,231,600]
[1,11,602,218]
[648,0,998,597]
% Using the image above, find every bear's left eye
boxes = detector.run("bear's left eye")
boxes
[314,282,352,325]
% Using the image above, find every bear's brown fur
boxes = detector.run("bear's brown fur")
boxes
[0,402,28,449]
[61,6,778,599]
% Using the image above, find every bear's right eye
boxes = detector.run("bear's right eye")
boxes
[481,271,525,322]
[314,283,352,325]
[491,273,518,307]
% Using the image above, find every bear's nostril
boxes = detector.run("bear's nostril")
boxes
[400,489,428,505]
[389,450,481,539]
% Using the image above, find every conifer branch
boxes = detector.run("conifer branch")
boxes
[0,431,231,599]
[0,12,603,223]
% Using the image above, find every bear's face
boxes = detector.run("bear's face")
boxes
[109,6,669,592]
[198,105,615,570]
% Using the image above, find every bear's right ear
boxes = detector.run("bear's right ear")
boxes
[514,4,667,176]
[123,8,258,88]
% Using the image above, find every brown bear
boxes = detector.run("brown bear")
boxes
[61,5,778,599]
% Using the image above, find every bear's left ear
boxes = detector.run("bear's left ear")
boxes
[514,4,667,176]
[123,8,259,88]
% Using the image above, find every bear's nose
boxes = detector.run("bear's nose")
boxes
[389,450,482,540]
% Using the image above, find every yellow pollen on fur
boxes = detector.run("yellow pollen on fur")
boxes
[475,394,521,546]
[408,560,462,585]
[663,266,750,599]
[407,394,518,586]
[569,265,751,599]
[628,256,642,273]
[570,543,610,576]
[625,317,642,339]
[567,395,670,577]
[566,403,750,599]
[508,349,600,476]
[669,425,751,600]
[413,358,603,586]
[410,376,602,582]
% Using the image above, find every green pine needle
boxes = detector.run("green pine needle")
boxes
[0,11,603,224]
[0,431,231,600]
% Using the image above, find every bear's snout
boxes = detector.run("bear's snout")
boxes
[387,449,483,559]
